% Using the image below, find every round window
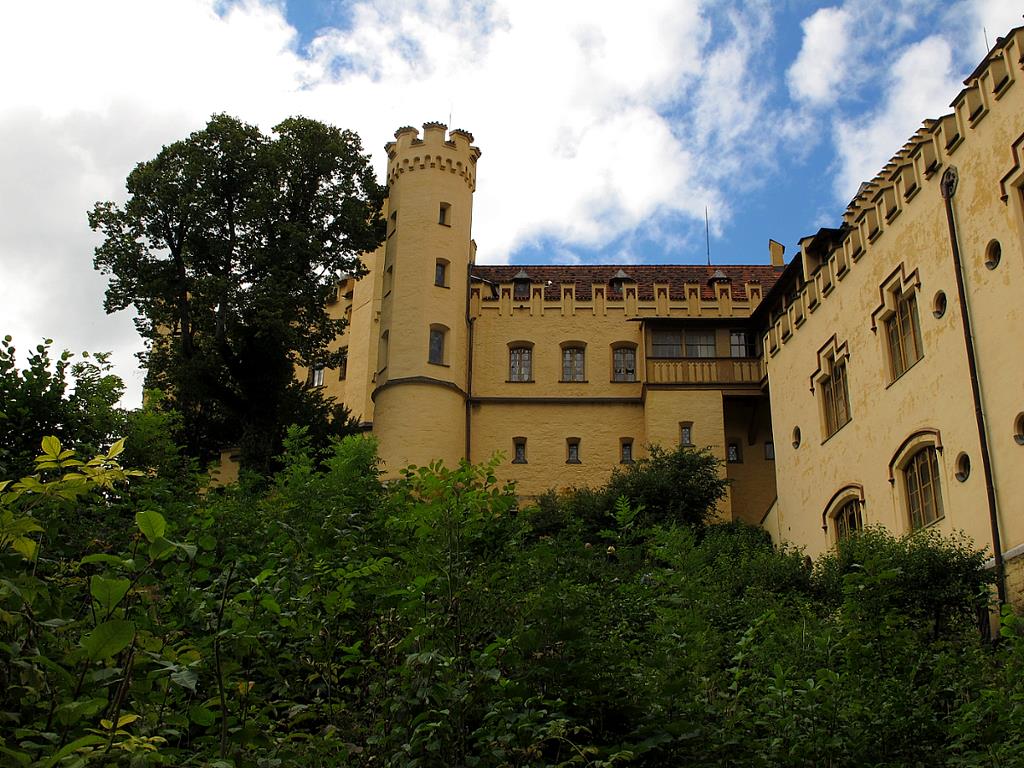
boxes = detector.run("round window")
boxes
[985,240,1001,270]
[932,290,947,319]
[955,452,971,482]
[1015,413,1024,446]
[792,426,802,450]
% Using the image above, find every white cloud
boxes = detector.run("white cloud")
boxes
[832,35,959,200]
[787,7,853,105]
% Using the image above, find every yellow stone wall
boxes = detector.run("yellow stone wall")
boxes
[762,28,1024,589]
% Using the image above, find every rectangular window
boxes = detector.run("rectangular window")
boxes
[764,441,775,460]
[727,442,741,463]
[680,422,694,447]
[612,347,636,382]
[311,366,325,387]
[562,347,585,382]
[730,330,755,357]
[509,347,532,382]
[886,290,923,379]
[438,202,451,226]
[434,260,447,287]
[620,440,633,463]
[651,330,682,357]
[513,280,531,301]
[338,349,348,381]
[512,437,527,464]
[906,446,944,529]
[685,330,716,358]
[821,357,851,437]
[835,499,863,540]
[429,328,445,365]
[566,439,581,463]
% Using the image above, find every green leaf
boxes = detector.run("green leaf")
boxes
[260,595,282,615]
[135,509,166,542]
[148,536,175,560]
[43,734,106,767]
[107,437,126,459]
[171,667,198,691]
[189,705,217,726]
[40,435,61,459]
[81,620,134,660]
[90,575,130,615]
[81,553,128,567]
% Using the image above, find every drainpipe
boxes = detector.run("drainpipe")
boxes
[940,166,1006,606]
[465,264,474,462]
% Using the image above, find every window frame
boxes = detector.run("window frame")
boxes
[434,259,449,288]
[566,438,581,464]
[729,329,756,358]
[685,330,717,358]
[620,439,634,464]
[885,289,924,380]
[512,437,527,464]
[428,325,448,366]
[338,348,348,381]
[611,344,637,382]
[834,498,864,540]
[904,445,944,530]
[561,344,586,382]
[820,354,852,438]
[508,344,533,383]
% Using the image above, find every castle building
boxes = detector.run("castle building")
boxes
[757,26,1024,603]
[316,120,780,524]
[305,26,1024,598]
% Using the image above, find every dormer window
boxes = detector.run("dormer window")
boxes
[512,269,531,301]
[609,268,633,294]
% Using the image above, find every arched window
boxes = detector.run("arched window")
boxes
[821,484,865,542]
[889,430,945,531]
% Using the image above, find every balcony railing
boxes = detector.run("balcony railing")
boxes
[646,356,763,385]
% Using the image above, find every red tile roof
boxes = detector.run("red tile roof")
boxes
[471,264,783,303]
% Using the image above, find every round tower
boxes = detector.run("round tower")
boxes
[372,122,480,473]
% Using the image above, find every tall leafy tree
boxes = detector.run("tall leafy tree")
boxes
[90,114,385,474]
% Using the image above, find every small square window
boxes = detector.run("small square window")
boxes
[566,439,581,464]
[727,443,742,463]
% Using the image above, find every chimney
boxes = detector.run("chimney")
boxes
[769,239,785,267]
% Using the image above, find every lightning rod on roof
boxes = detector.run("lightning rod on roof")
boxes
[705,206,711,266]
[984,27,990,50]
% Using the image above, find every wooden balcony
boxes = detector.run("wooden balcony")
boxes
[646,357,763,385]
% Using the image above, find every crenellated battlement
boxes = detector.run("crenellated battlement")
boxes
[469,265,778,320]
[764,25,1024,358]
[385,122,482,191]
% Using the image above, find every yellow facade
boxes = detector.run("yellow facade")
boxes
[307,27,1024,595]
[760,27,1024,603]
[319,125,780,523]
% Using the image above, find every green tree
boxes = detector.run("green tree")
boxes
[0,336,125,477]
[90,114,385,475]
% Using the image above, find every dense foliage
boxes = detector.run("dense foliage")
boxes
[2,427,1020,767]
[89,114,385,474]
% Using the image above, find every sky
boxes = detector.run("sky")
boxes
[0,0,1020,407]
